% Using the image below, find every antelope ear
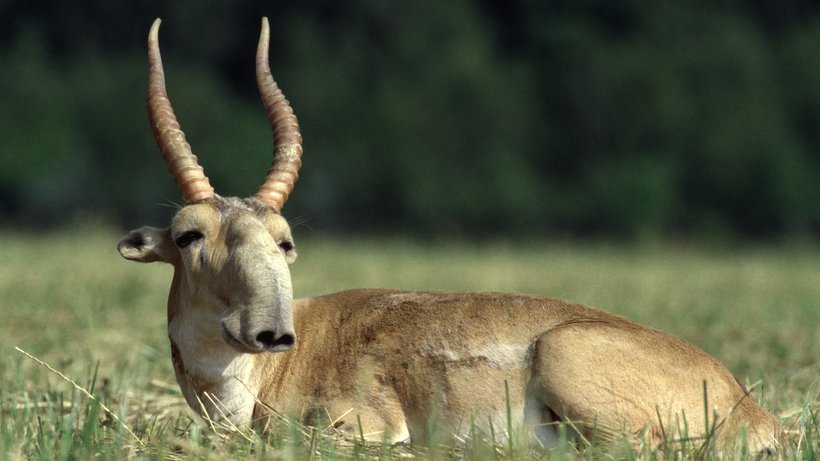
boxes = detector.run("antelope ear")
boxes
[118,226,175,263]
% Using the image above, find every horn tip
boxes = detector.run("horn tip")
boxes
[258,17,270,58]
[149,18,161,41]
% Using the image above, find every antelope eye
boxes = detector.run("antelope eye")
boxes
[278,240,294,252]
[175,230,204,248]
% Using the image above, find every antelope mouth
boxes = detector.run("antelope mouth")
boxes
[221,323,263,354]
[221,322,296,354]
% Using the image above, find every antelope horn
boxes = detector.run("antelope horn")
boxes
[147,18,214,204]
[255,17,303,212]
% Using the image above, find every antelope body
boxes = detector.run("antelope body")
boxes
[119,18,780,453]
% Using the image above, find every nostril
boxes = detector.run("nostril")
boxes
[275,333,296,348]
[256,331,296,351]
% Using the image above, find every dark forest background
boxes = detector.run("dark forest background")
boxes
[2,0,820,241]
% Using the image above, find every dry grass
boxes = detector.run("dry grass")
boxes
[0,227,817,459]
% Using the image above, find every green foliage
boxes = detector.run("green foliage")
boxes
[1,0,820,239]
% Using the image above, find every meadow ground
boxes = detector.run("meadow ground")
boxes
[0,227,817,459]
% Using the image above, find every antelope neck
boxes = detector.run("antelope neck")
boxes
[167,290,261,426]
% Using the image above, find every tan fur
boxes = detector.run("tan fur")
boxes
[119,202,780,452]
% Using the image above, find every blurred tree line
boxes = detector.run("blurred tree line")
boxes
[1,0,819,240]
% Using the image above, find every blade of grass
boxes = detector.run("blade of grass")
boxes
[14,346,144,448]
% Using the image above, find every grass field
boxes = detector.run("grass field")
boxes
[0,227,817,459]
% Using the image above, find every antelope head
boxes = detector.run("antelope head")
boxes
[118,18,301,355]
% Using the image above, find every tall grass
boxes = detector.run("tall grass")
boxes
[0,227,817,459]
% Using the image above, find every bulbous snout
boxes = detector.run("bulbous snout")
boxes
[219,253,297,354]
[221,310,296,354]
[218,213,297,354]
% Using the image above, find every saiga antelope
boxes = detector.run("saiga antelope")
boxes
[119,18,780,453]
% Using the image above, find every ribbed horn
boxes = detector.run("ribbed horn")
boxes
[255,17,303,212]
[147,18,214,204]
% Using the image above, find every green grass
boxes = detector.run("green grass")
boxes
[0,227,817,459]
